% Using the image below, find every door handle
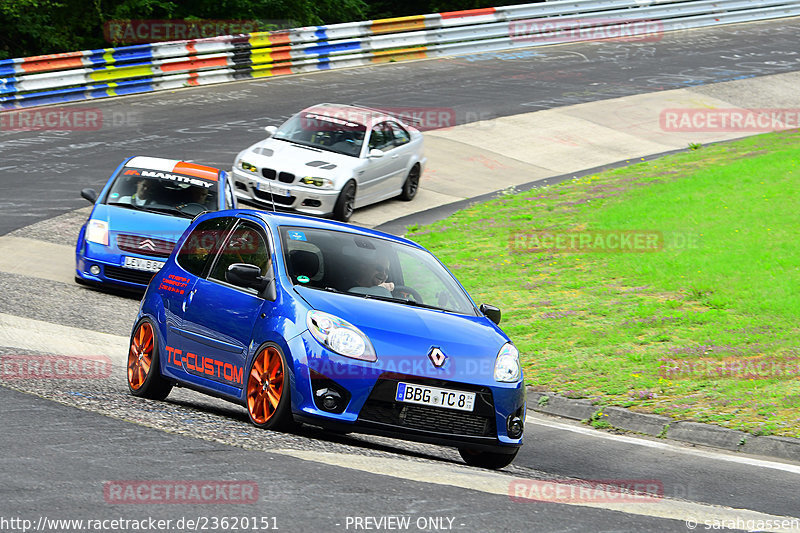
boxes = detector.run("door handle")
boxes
[391,154,399,159]
[182,289,196,312]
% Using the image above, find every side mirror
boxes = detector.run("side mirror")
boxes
[367,148,384,159]
[264,126,277,137]
[226,263,267,290]
[480,303,501,325]
[81,188,98,203]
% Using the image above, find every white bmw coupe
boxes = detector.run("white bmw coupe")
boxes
[232,103,427,221]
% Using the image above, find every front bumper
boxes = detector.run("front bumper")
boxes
[231,167,340,216]
[287,332,525,451]
[76,241,163,291]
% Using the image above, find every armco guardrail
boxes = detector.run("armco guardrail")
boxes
[2,0,800,111]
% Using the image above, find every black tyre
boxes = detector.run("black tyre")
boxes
[246,344,294,430]
[333,181,356,222]
[399,164,420,201]
[127,319,173,400]
[458,447,519,469]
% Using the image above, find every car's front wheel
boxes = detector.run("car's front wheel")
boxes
[246,344,293,430]
[398,164,420,201]
[333,180,356,222]
[127,319,173,400]
[458,447,519,469]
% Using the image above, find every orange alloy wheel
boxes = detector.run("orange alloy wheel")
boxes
[128,322,154,390]
[247,347,284,425]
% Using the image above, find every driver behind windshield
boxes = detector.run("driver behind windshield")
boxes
[108,174,215,215]
[116,177,159,206]
[350,254,395,296]
[182,184,211,208]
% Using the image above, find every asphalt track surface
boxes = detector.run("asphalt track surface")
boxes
[2,18,800,532]
[2,18,800,234]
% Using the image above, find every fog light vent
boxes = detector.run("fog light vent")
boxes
[315,388,342,412]
[310,371,350,414]
[507,414,524,439]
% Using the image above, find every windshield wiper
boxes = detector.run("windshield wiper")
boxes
[390,297,444,311]
[349,291,445,311]
[322,286,345,294]
[141,206,195,219]
[273,137,322,151]
[302,285,449,311]
[107,202,142,210]
[107,202,193,218]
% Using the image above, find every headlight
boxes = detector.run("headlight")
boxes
[85,219,109,246]
[307,310,376,362]
[239,160,257,173]
[299,176,335,189]
[494,342,521,382]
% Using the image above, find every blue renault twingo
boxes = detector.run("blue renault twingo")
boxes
[129,209,525,468]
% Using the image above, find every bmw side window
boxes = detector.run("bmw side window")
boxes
[177,217,234,277]
[209,222,272,292]
[388,122,410,147]
[368,122,394,151]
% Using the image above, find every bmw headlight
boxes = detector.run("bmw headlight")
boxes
[239,159,257,173]
[307,310,376,362]
[85,219,109,246]
[494,342,521,382]
[299,176,335,189]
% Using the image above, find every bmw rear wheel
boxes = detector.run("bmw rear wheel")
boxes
[458,447,518,469]
[127,319,173,400]
[246,344,293,430]
[333,180,356,222]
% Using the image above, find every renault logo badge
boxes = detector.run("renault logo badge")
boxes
[428,347,447,368]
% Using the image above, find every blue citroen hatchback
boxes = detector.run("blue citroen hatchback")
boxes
[129,209,525,468]
[75,156,237,291]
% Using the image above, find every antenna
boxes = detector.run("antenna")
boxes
[266,180,276,213]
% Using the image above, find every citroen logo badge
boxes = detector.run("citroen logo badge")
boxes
[428,347,447,368]
[138,239,156,251]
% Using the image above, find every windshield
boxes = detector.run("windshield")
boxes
[280,226,477,315]
[273,112,366,157]
[105,168,219,218]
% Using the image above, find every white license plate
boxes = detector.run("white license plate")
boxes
[123,256,165,272]
[257,182,290,197]
[395,382,476,412]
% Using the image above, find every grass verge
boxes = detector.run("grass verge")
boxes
[408,129,800,437]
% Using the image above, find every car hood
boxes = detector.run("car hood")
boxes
[294,286,509,383]
[244,138,361,174]
[92,204,192,243]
